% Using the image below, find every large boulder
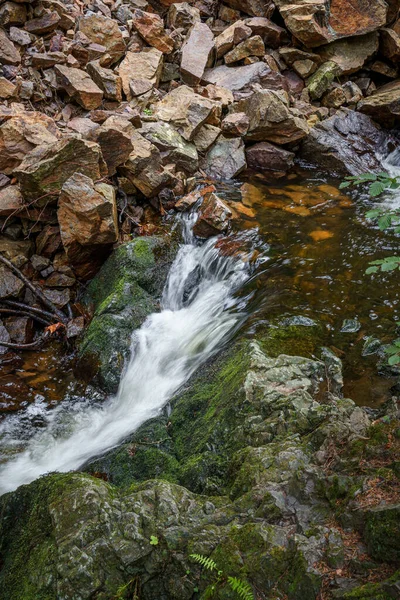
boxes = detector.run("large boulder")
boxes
[275,0,388,48]
[180,22,214,85]
[358,80,400,126]
[58,173,118,280]
[246,141,295,177]
[299,109,392,175]
[317,32,379,75]
[203,61,286,94]
[78,236,177,392]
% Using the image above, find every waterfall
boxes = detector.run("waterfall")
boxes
[0,213,257,494]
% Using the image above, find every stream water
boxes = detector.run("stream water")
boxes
[1,166,400,494]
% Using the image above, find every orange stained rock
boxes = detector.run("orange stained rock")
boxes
[309,229,334,241]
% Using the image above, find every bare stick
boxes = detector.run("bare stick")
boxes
[0,339,45,350]
[0,254,68,323]
[3,299,58,323]
[0,307,52,327]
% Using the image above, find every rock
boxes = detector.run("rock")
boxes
[180,22,214,86]
[223,0,275,18]
[93,116,134,176]
[221,112,250,136]
[117,48,163,100]
[86,61,122,102]
[15,136,107,202]
[214,20,252,58]
[131,9,174,54]
[31,254,50,271]
[79,236,177,391]
[318,32,379,75]
[358,80,400,126]
[67,117,100,138]
[55,65,103,110]
[232,89,310,144]
[153,85,215,141]
[193,123,221,153]
[0,27,20,65]
[307,61,341,100]
[43,287,70,307]
[275,0,388,48]
[139,121,198,174]
[0,77,16,99]
[129,79,153,97]
[193,191,232,237]
[201,136,246,180]
[30,52,66,69]
[245,17,289,48]
[224,35,265,64]
[380,27,400,63]
[58,173,118,279]
[9,26,31,46]
[0,112,60,175]
[5,316,34,344]
[0,321,11,354]
[203,61,286,95]
[300,109,391,175]
[0,185,23,216]
[246,141,295,176]
[167,3,200,31]
[35,225,62,257]
[0,264,24,299]
[25,11,61,35]
[78,14,125,64]
[0,2,27,26]
[66,316,85,339]
[364,504,400,563]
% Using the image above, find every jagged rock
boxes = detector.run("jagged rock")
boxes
[300,109,391,175]
[93,117,134,176]
[193,191,232,237]
[58,173,118,279]
[0,77,16,98]
[25,11,61,34]
[0,112,60,175]
[0,264,24,299]
[307,61,341,100]
[153,85,216,141]
[78,14,125,64]
[221,112,250,136]
[380,27,400,63]
[30,52,66,69]
[43,287,70,307]
[86,61,122,102]
[318,32,379,75]
[35,225,62,256]
[0,27,20,65]
[223,0,275,18]
[224,35,265,64]
[0,185,23,216]
[121,131,173,197]
[55,65,103,110]
[232,89,310,144]
[193,123,221,153]
[131,9,174,54]
[139,121,198,174]
[203,61,285,94]
[167,3,200,31]
[246,141,295,176]
[180,22,214,85]
[117,48,163,100]
[129,79,153,97]
[9,26,31,46]
[358,80,400,126]
[15,136,107,202]
[4,316,34,344]
[201,135,246,179]
[245,17,289,48]
[67,117,100,138]
[275,0,388,48]
[214,20,252,58]
[0,2,27,26]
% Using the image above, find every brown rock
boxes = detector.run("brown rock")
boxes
[86,61,122,102]
[0,2,27,26]
[181,22,214,86]
[215,21,252,58]
[78,14,125,64]
[223,0,274,18]
[380,28,400,63]
[245,141,295,176]
[0,112,60,175]
[193,192,232,238]
[93,117,134,176]
[55,65,103,110]
[0,264,24,299]
[275,0,388,48]
[0,185,23,216]
[224,35,265,64]
[35,225,62,257]
[129,79,153,97]
[245,17,289,48]
[5,316,34,344]
[358,80,400,126]
[31,52,66,69]
[221,112,250,136]
[67,117,100,138]
[318,32,379,75]
[0,77,16,99]
[66,316,85,339]
[370,60,398,79]
[117,48,163,100]
[0,27,20,65]
[131,9,174,54]
[168,3,201,31]
[139,121,198,174]
[193,124,221,153]
[9,26,31,46]
[25,11,61,35]
[15,136,107,202]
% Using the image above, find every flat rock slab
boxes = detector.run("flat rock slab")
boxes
[181,22,214,85]
[55,65,103,110]
[0,27,20,65]
[203,62,285,93]
[201,135,246,180]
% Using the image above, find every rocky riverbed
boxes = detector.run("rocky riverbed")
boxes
[1,0,400,598]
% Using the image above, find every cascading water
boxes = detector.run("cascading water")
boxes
[0,213,259,495]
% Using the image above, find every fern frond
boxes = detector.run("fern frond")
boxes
[227,576,254,600]
[190,553,217,572]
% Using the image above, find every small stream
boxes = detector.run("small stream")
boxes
[1,163,400,494]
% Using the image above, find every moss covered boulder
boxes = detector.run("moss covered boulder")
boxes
[77,235,177,392]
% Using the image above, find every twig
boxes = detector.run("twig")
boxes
[0,254,68,323]
[3,299,57,322]
[0,338,45,350]
[0,307,51,326]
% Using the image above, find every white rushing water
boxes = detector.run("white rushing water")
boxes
[0,213,256,494]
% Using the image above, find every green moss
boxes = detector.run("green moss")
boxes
[258,324,321,359]
[364,505,400,563]
[343,570,400,599]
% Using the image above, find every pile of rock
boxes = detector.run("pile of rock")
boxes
[0,0,399,346]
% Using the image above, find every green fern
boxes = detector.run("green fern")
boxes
[190,553,218,572]
[228,576,254,600]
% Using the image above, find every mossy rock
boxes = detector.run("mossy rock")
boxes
[363,504,400,563]
[77,235,177,392]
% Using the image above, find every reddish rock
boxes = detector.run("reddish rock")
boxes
[193,192,232,238]
[245,17,289,48]
[221,112,250,136]
[0,28,21,65]
[0,77,16,99]
[93,117,134,176]
[181,22,214,85]
[224,35,265,64]
[0,185,23,217]
[25,11,61,35]
[117,48,163,100]
[245,141,295,177]
[380,27,400,63]
[131,10,174,54]
[86,61,122,102]
[214,21,252,59]
[78,14,125,64]
[55,65,103,110]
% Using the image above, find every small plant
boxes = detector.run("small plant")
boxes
[143,107,153,116]
[365,256,400,274]
[149,535,159,546]
[190,553,254,600]
[339,172,400,197]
